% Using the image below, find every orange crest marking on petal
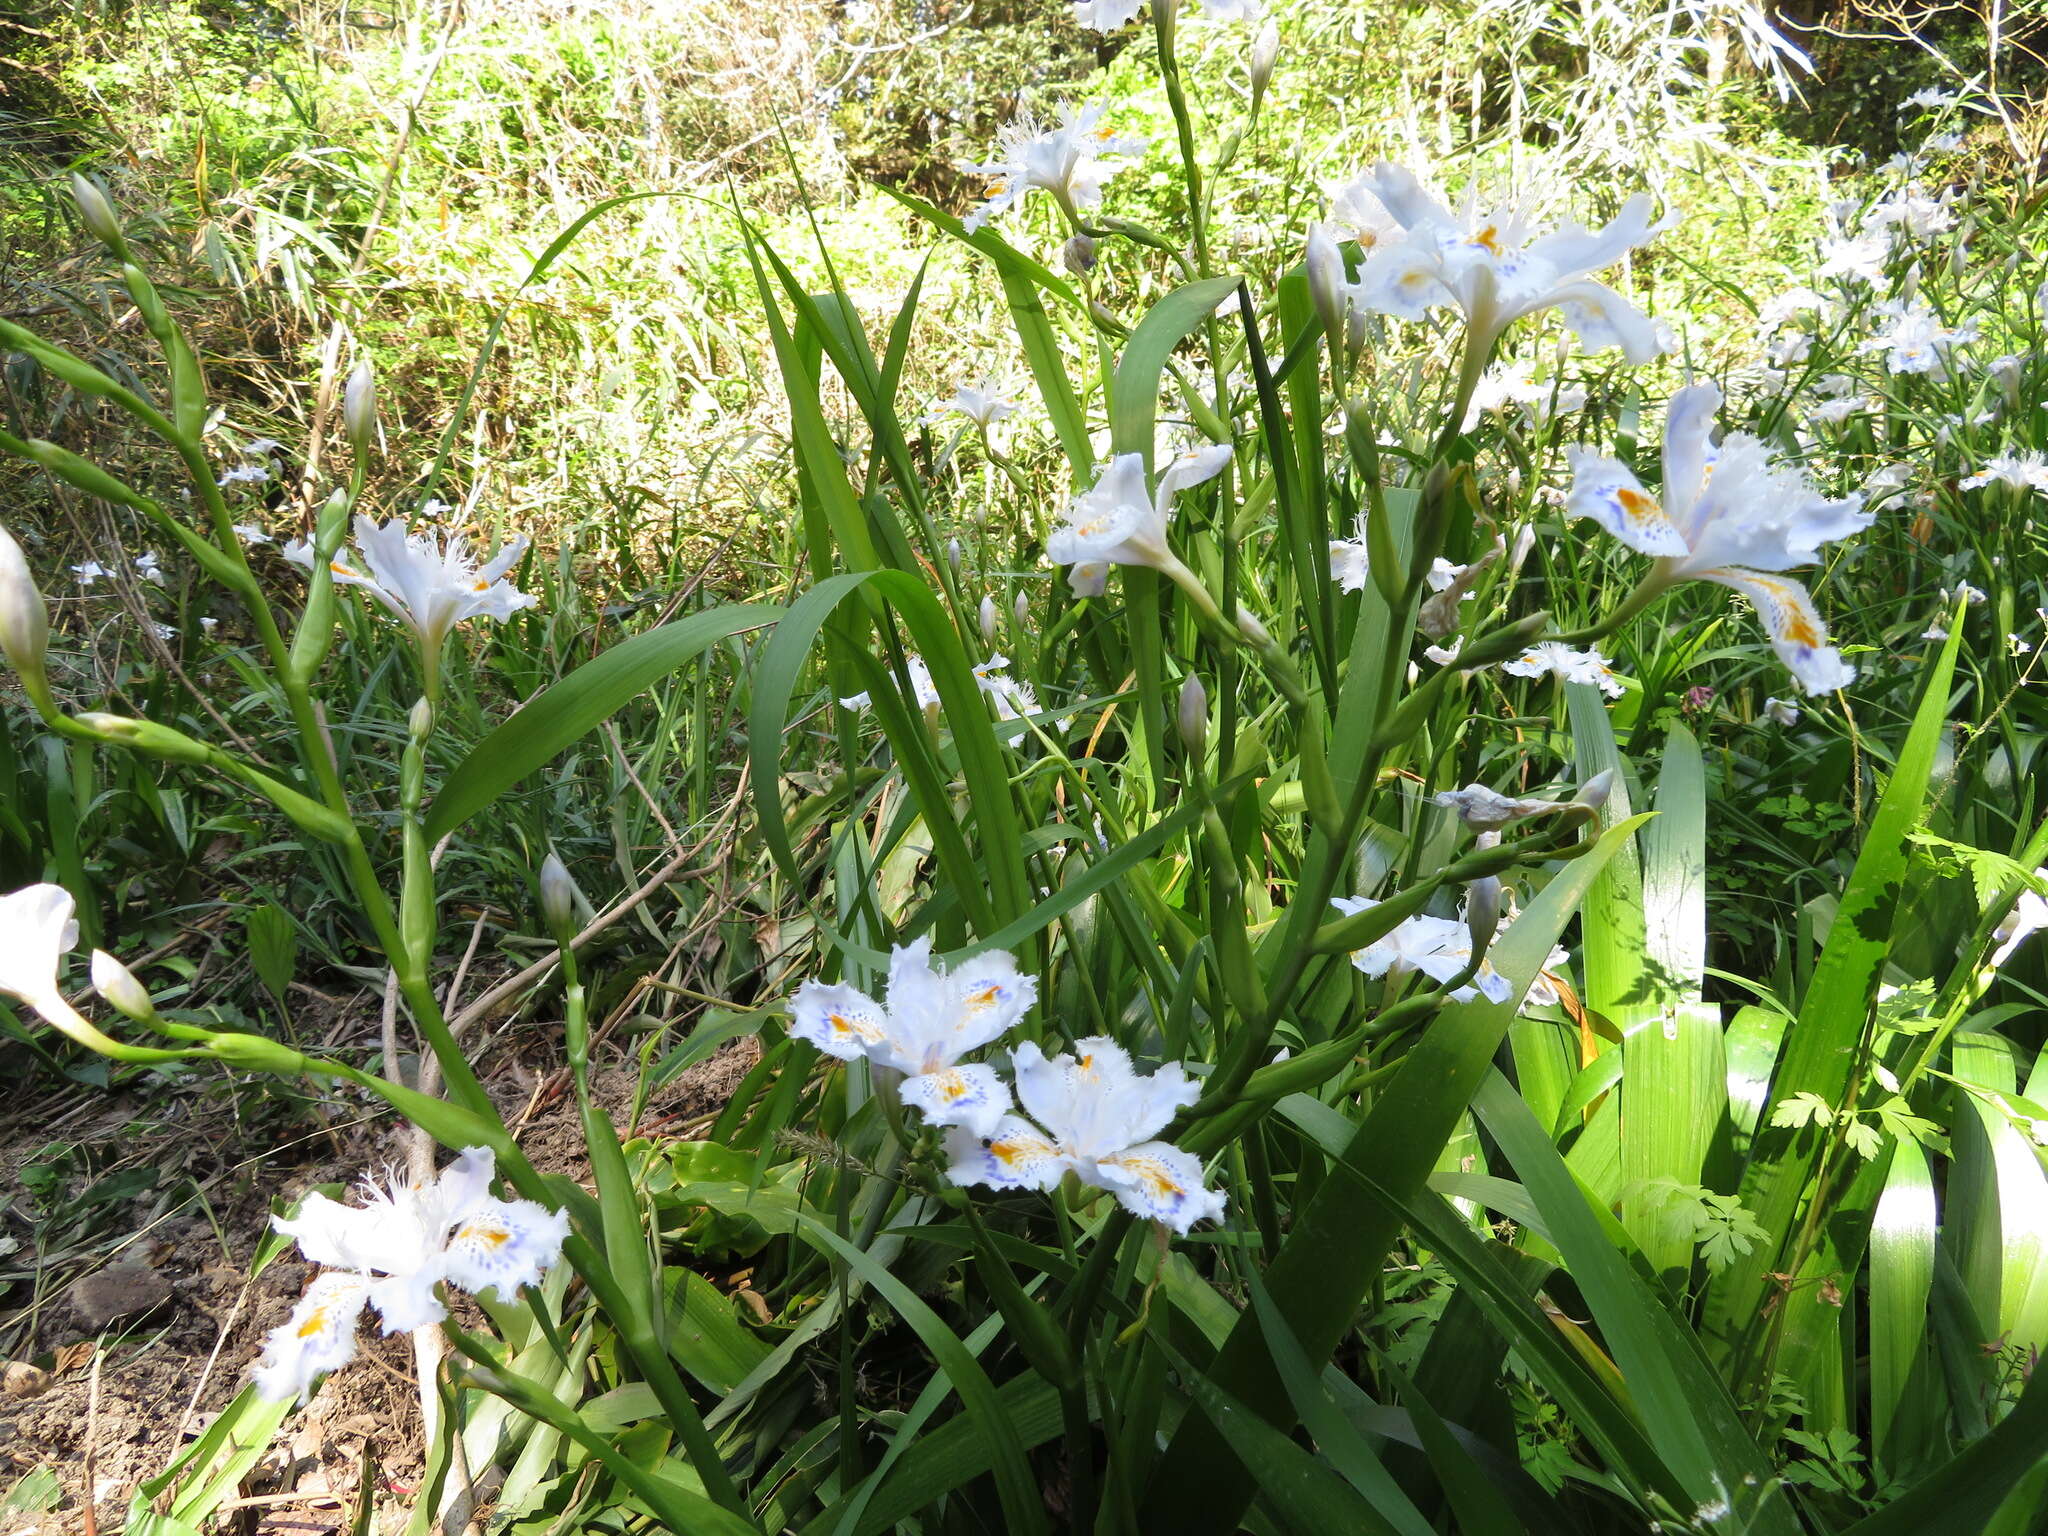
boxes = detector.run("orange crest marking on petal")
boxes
[1616,486,1662,526]
[1470,224,1505,256]
[462,1225,511,1248]
[1126,1155,1185,1201]
[297,1308,330,1338]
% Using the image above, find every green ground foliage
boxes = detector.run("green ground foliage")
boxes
[2,0,2048,1530]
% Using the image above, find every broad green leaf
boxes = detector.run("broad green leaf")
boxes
[664,1269,773,1395]
[1146,814,1645,1532]
[747,569,1032,938]
[792,1373,1067,1536]
[1840,1368,2048,1536]
[1246,1275,1436,1536]
[1172,1344,1408,1536]
[1951,1029,2048,1358]
[1705,623,1963,1379]
[790,1214,1049,1536]
[1470,1073,1795,1533]
[1108,275,1241,466]
[447,1341,760,1536]
[1869,1136,1937,1468]
[425,605,775,840]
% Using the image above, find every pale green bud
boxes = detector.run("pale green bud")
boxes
[1250,23,1279,106]
[979,595,999,645]
[91,949,156,1023]
[342,360,376,453]
[1177,673,1208,758]
[539,853,577,937]
[408,696,434,744]
[1305,224,1349,348]
[0,524,52,707]
[74,712,212,766]
[68,174,126,255]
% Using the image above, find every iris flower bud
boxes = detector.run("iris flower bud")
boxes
[0,524,52,711]
[91,950,157,1024]
[1177,673,1208,759]
[539,853,578,937]
[342,360,377,454]
[69,174,126,255]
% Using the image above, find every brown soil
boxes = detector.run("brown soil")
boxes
[0,1029,760,1534]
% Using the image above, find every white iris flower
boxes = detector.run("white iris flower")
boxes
[284,516,537,653]
[1046,446,1233,587]
[1564,381,1870,695]
[960,105,1146,233]
[1992,870,2048,969]
[1330,896,1567,1011]
[1071,0,1143,29]
[1330,895,1512,1004]
[790,939,1036,1137]
[1960,452,2048,493]
[1328,531,1371,593]
[256,1146,569,1401]
[0,883,78,1009]
[1341,165,1670,364]
[1501,641,1626,698]
[940,385,1018,428]
[944,1036,1225,1233]
[1860,302,1974,379]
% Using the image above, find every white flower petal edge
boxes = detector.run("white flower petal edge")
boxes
[1341,164,1671,361]
[441,1196,573,1302]
[1329,896,1515,1007]
[1072,0,1144,29]
[943,1037,1223,1233]
[899,1064,1014,1140]
[257,1145,568,1398]
[1991,870,2048,969]
[285,516,538,650]
[1501,642,1626,698]
[253,1271,371,1403]
[788,940,1035,1132]
[959,104,1145,232]
[0,882,79,1007]
[1562,381,1870,696]
[1047,447,1231,579]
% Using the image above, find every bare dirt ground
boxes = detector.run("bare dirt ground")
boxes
[0,1025,760,1534]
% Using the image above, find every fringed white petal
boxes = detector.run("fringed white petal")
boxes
[900,1064,1014,1138]
[441,1197,572,1302]
[252,1271,370,1402]
[1094,1141,1226,1233]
